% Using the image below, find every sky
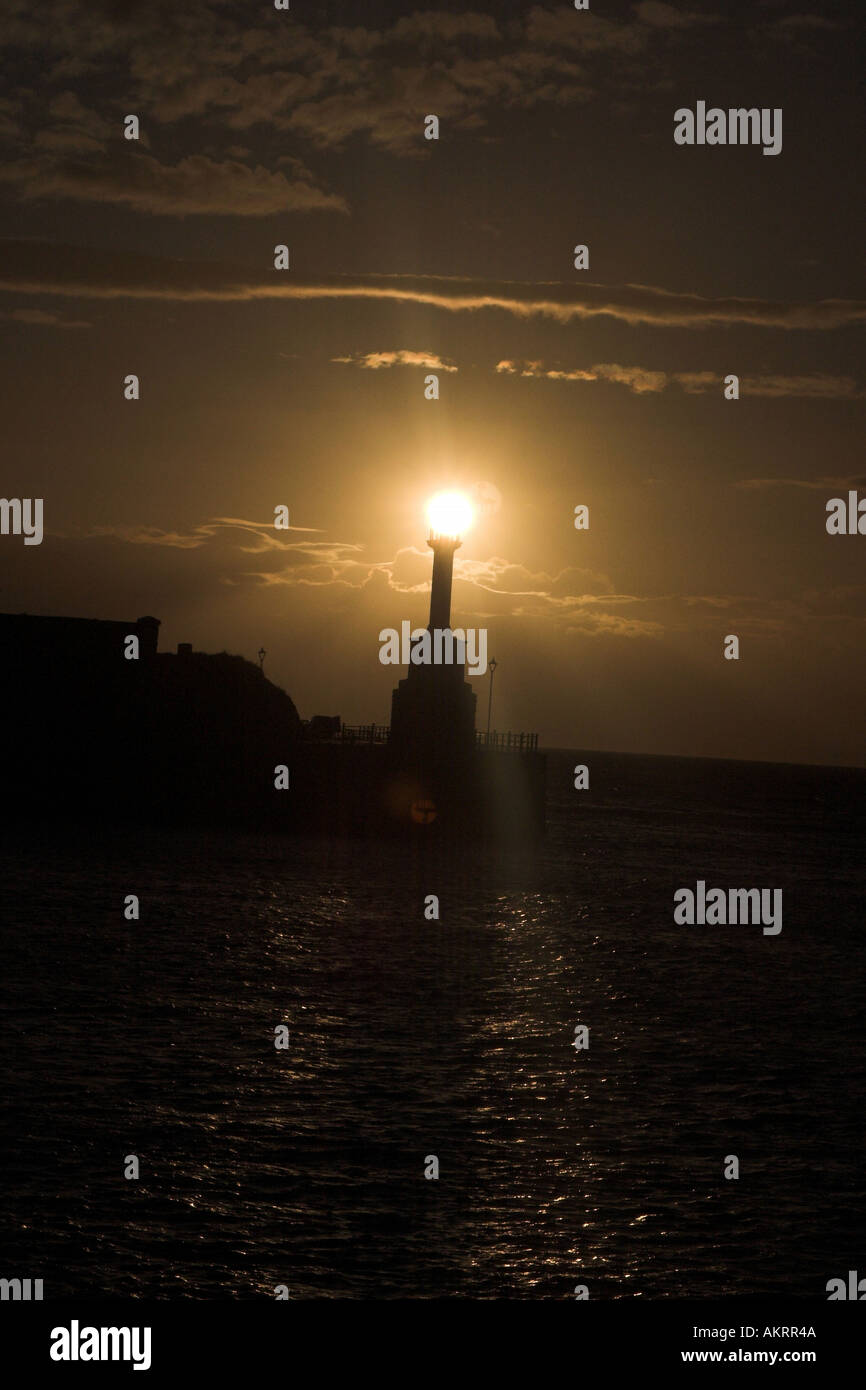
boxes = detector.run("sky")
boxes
[1,0,864,765]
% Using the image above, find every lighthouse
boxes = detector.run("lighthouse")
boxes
[380,491,545,838]
[427,528,460,631]
[388,497,478,782]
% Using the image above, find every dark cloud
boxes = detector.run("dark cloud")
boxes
[0,0,719,171]
[2,240,863,329]
[1,306,91,328]
[738,374,861,399]
[772,14,845,32]
[734,473,866,492]
[524,6,650,55]
[633,2,720,30]
[0,152,347,216]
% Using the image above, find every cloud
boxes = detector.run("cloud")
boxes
[593,362,669,393]
[53,511,864,651]
[1,153,348,216]
[279,48,591,154]
[3,241,864,330]
[1,306,91,328]
[772,14,844,33]
[737,374,861,399]
[388,13,502,43]
[332,349,458,371]
[564,612,666,639]
[496,358,596,383]
[673,370,860,399]
[525,7,650,55]
[733,474,866,493]
[497,359,862,396]
[675,370,720,393]
[0,0,753,183]
[452,555,615,599]
[32,91,112,156]
[497,358,667,392]
[678,587,866,637]
[79,513,662,635]
[634,2,720,29]
[88,517,326,551]
[0,95,22,142]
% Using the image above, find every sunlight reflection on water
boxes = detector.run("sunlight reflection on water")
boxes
[2,752,865,1296]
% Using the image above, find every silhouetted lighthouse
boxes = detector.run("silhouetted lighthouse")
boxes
[427,527,460,630]
[388,516,477,777]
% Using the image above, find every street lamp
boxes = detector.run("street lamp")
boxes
[486,657,498,738]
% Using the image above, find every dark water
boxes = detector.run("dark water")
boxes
[2,750,865,1299]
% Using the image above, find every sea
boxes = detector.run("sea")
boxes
[2,750,865,1299]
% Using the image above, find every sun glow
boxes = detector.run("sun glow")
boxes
[426,490,475,539]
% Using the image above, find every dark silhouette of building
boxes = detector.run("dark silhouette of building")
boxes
[304,715,341,740]
[1,611,160,665]
[3,599,544,839]
[382,526,545,837]
[389,528,477,774]
[2,611,300,825]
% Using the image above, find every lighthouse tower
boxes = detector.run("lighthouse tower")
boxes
[427,528,459,630]
[388,520,477,774]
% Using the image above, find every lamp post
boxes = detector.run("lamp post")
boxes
[486,657,498,738]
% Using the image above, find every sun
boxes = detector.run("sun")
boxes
[426,490,475,539]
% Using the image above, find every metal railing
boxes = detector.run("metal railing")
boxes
[339,724,390,744]
[476,730,539,752]
[306,723,539,751]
